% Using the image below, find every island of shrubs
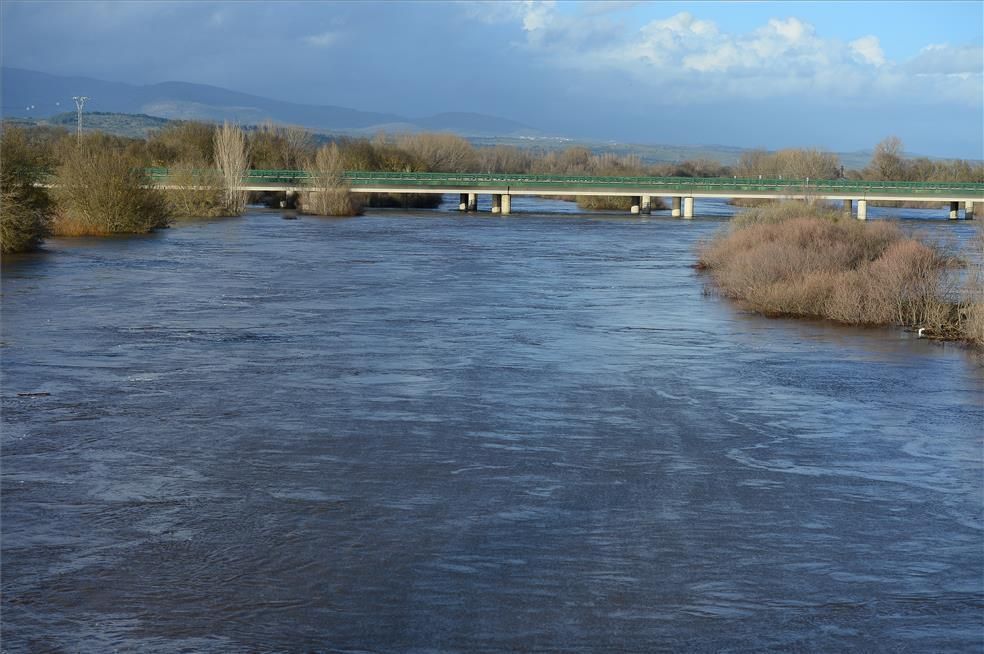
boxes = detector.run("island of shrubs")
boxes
[697,202,984,346]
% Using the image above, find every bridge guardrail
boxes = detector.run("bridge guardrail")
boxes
[136,168,984,197]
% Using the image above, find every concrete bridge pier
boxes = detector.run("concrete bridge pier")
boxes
[671,197,682,217]
[843,199,853,216]
[630,196,641,214]
[641,195,652,215]
[501,194,511,215]
[683,197,695,219]
[857,200,867,220]
[467,193,478,212]
[458,193,468,211]
[966,201,975,220]
[949,201,960,220]
[491,194,502,214]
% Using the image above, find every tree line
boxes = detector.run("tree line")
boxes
[2,120,981,254]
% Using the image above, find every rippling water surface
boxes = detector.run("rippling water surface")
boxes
[2,199,982,652]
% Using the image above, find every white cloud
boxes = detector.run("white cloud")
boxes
[303,31,340,48]
[764,17,811,43]
[906,43,983,75]
[486,5,982,107]
[521,0,555,33]
[850,36,885,67]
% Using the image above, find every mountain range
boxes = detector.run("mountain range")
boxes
[1,67,538,137]
[5,67,941,169]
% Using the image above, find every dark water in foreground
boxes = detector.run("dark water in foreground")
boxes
[2,200,982,652]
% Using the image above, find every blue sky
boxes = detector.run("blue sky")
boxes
[2,1,982,157]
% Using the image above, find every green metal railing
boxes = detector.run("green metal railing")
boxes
[142,168,984,197]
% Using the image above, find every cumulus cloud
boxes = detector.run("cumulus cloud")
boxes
[495,4,981,106]
[849,36,885,66]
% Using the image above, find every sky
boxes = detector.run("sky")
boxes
[2,0,982,158]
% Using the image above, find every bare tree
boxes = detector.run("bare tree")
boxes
[868,136,907,181]
[396,133,477,172]
[736,148,840,180]
[213,122,249,214]
[300,143,362,216]
[280,125,314,170]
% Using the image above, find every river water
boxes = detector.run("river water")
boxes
[2,198,982,652]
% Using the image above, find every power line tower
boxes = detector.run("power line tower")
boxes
[72,96,88,145]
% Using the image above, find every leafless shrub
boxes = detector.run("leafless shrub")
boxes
[736,148,841,180]
[730,201,844,228]
[299,143,363,216]
[957,228,984,346]
[147,121,216,165]
[396,133,477,172]
[697,211,965,338]
[214,122,249,215]
[51,145,169,236]
[280,125,314,170]
[1,125,52,252]
[166,160,229,218]
[477,145,534,173]
[248,121,317,169]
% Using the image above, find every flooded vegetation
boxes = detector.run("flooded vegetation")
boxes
[2,201,981,651]
[4,119,981,252]
[697,202,984,344]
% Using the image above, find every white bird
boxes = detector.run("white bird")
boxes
[917,327,926,338]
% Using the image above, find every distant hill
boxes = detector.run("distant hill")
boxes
[8,109,879,170]
[44,111,170,138]
[1,67,538,137]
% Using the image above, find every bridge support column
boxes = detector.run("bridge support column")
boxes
[671,196,682,217]
[491,194,501,214]
[641,195,652,215]
[683,197,694,219]
[842,199,852,216]
[857,200,867,220]
[966,201,975,220]
[949,201,960,220]
[467,193,478,212]
[630,196,641,214]
[501,194,511,215]
[459,193,468,211]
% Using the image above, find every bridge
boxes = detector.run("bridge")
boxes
[146,169,984,220]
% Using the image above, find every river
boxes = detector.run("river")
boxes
[2,198,982,652]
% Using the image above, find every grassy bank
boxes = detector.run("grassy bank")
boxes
[697,203,983,346]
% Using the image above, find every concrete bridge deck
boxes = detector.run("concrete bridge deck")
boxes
[146,169,984,219]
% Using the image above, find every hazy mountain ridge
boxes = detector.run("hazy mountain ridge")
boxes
[1,67,536,137]
[6,68,968,169]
